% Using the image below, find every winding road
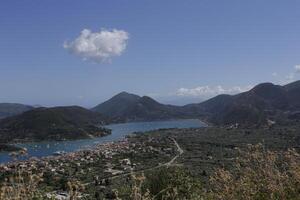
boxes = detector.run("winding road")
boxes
[164,138,183,167]
[110,137,183,180]
[85,138,184,185]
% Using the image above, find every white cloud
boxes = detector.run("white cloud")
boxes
[272,65,300,85]
[64,28,129,63]
[284,73,295,83]
[295,65,300,73]
[176,85,253,98]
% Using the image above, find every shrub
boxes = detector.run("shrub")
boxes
[0,167,45,200]
[119,167,203,200]
[208,144,300,200]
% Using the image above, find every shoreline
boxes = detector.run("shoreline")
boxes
[0,137,129,166]
[1,124,299,198]
[0,119,205,163]
[0,144,24,153]
[2,118,205,146]
[0,130,180,197]
[0,127,112,146]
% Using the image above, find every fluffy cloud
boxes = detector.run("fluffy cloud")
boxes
[176,85,253,98]
[285,73,295,83]
[64,29,129,63]
[271,66,300,85]
[295,65,300,73]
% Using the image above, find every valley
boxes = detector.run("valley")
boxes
[1,124,300,199]
[1,80,300,199]
[2,2,300,198]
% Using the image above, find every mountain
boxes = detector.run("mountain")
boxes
[182,94,234,118]
[0,103,34,119]
[92,81,300,125]
[1,80,298,143]
[283,80,300,109]
[92,92,140,119]
[0,106,110,143]
[186,81,300,126]
[92,92,186,122]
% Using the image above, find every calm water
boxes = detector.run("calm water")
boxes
[0,119,206,164]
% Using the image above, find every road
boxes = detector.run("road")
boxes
[86,137,184,185]
[164,138,183,167]
[110,137,183,180]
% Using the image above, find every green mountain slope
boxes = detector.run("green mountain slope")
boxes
[0,103,34,119]
[0,106,110,143]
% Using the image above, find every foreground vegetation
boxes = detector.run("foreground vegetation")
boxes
[1,125,300,199]
[114,144,300,200]
[1,144,299,200]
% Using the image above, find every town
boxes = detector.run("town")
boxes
[0,131,178,199]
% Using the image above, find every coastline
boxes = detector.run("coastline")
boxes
[0,119,204,164]
[0,144,24,153]
[0,127,112,145]
[1,124,299,198]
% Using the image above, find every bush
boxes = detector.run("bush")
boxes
[121,144,300,200]
[208,144,300,200]
[118,167,203,200]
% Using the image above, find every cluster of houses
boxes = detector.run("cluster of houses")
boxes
[0,135,177,199]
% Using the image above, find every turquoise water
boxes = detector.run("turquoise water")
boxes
[0,119,206,164]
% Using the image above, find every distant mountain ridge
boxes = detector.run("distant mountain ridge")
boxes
[93,80,300,126]
[92,92,187,122]
[0,103,34,119]
[186,80,300,126]
[92,92,141,119]
[2,80,300,133]
[0,106,110,143]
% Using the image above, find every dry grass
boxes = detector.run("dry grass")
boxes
[119,169,203,200]
[0,165,45,200]
[123,144,300,200]
[1,144,300,199]
[0,170,84,200]
[0,151,84,200]
[208,144,300,200]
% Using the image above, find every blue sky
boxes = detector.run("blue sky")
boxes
[0,0,300,106]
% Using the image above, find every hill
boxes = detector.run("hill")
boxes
[92,92,140,119]
[0,103,34,119]
[283,80,300,109]
[92,92,186,122]
[186,81,300,126]
[0,106,110,143]
[92,81,300,126]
